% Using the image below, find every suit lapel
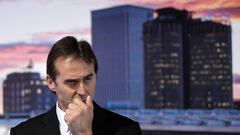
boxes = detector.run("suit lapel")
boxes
[41,106,61,135]
[39,102,106,135]
[92,102,107,134]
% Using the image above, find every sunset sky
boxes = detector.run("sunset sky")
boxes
[0,0,240,113]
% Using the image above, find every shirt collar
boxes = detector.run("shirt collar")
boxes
[56,102,70,134]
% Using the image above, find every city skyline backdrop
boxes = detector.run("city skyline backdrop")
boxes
[1,0,240,114]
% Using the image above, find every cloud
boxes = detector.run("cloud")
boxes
[0,0,18,3]
[181,0,240,11]
[0,64,16,70]
[107,0,240,22]
[233,74,240,101]
[0,27,91,72]
[233,83,240,100]
[234,74,240,83]
[31,27,91,42]
[194,7,240,22]
[115,0,240,10]
[0,43,50,71]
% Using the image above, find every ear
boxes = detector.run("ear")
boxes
[47,75,56,93]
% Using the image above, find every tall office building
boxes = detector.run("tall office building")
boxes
[143,8,232,109]
[92,5,152,109]
[3,72,56,117]
[143,8,190,109]
[188,20,232,108]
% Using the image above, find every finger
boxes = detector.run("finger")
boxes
[64,111,70,124]
[68,103,79,110]
[73,97,86,107]
[65,108,73,116]
[86,96,93,108]
[73,94,87,103]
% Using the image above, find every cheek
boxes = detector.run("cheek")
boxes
[56,86,75,102]
[89,80,96,96]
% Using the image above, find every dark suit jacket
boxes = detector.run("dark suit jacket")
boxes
[10,102,142,135]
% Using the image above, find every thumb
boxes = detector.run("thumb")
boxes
[86,95,93,108]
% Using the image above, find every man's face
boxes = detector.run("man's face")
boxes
[47,56,96,112]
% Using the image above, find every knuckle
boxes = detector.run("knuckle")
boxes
[68,103,72,108]
[66,109,71,114]
[74,98,80,103]
[64,115,68,122]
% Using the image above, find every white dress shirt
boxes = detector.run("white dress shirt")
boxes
[56,102,72,135]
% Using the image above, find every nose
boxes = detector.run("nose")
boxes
[76,82,87,96]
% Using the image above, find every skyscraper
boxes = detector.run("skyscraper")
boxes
[143,8,232,109]
[143,8,190,109]
[3,72,56,117]
[92,5,152,109]
[188,19,232,108]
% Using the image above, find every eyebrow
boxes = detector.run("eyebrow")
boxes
[64,73,94,82]
[84,73,94,78]
[64,79,78,84]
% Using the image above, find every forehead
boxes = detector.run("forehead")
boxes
[54,56,94,77]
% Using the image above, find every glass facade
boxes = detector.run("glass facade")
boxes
[143,8,188,109]
[189,20,232,108]
[143,8,232,109]
[92,5,152,109]
[3,72,56,116]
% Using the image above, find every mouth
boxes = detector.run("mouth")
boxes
[81,99,86,103]
[72,95,87,104]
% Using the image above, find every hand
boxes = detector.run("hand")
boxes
[64,96,93,135]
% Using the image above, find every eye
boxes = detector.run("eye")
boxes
[83,76,92,84]
[66,80,78,87]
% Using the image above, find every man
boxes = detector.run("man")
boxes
[10,36,141,135]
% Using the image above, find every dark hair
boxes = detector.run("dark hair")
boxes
[47,36,98,81]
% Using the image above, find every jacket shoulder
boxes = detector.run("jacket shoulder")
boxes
[104,108,137,124]
[15,113,46,128]
[93,104,141,134]
[10,106,58,135]
[10,113,47,135]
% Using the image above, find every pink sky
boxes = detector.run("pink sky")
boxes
[1,0,240,43]
[0,44,50,70]
[234,84,240,99]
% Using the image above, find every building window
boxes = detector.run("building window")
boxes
[37,88,42,95]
